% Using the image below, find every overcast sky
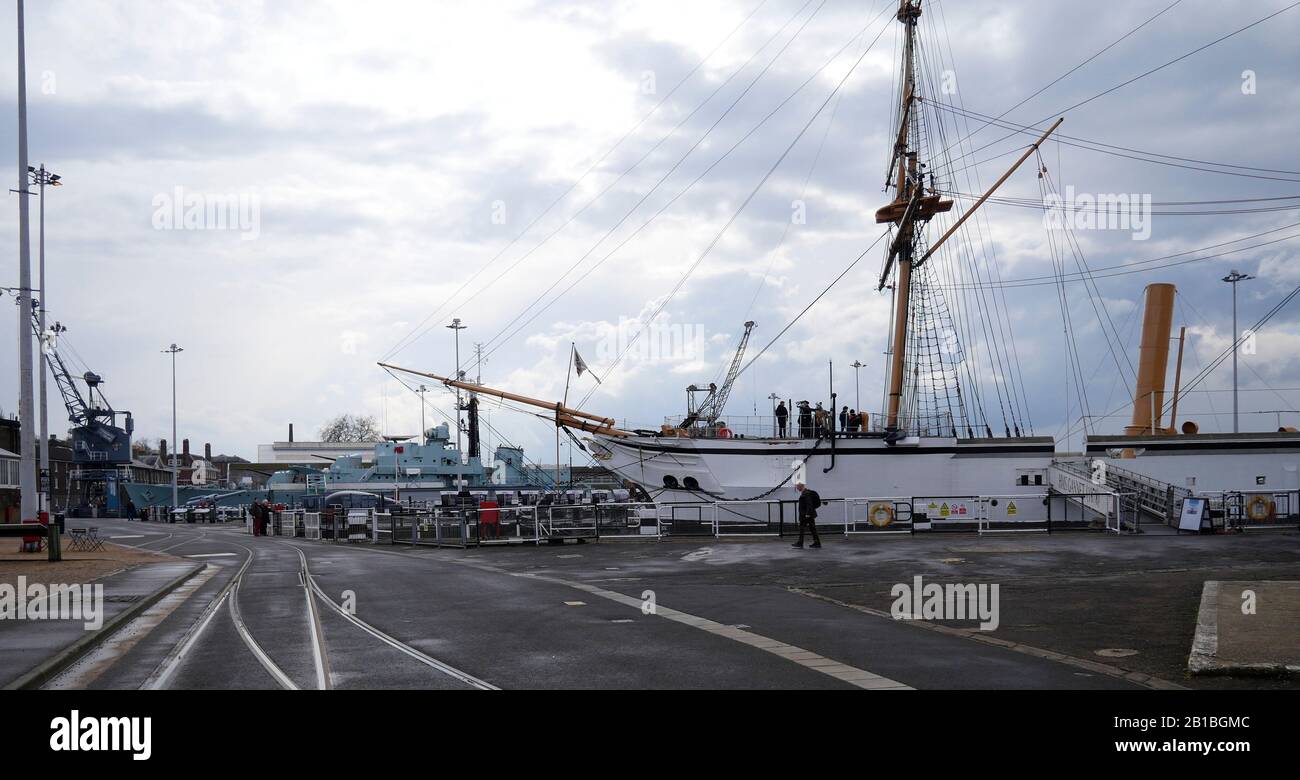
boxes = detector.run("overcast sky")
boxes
[2,0,1299,463]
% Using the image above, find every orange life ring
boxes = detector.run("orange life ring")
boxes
[1246,494,1274,522]
[868,502,895,528]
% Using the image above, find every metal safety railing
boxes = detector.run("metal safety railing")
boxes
[248,490,1173,548]
[1200,488,1299,532]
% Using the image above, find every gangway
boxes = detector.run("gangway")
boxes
[1052,458,1185,527]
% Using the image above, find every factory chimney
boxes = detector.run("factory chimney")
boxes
[159,439,168,464]
[205,442,212,460]
[289,423,294,443]
[1125,283,1176,437]
[182,439,190,460]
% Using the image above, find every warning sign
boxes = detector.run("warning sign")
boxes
[1006,501,1018,516]
[940,502,950,517]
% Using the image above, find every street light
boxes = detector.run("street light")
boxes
[767,392,780,436]
[1221,270,1255,434]
[415,384,428,443]
[13,0,38,524]
[851,360,865,413]
[28,164,61,514]
[161,344,183,508]
[446,319,466,488]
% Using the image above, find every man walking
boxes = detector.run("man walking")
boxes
[775,401,789,438]
[792,481,822,548]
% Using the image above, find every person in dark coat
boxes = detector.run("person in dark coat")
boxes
[774,401,789,438]
[792,481,822,548]
[838,406,849,431]
[797,401,813,438]
[251,500,264,536]
[847,409,860,433]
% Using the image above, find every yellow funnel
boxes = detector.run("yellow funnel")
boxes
[1126,283,1176,436]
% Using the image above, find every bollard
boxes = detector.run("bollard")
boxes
[47,522,61,562]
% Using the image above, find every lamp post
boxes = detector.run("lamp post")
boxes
[14,0,38,523]
[767,392,779,436]
[162,344,183,508]
[415,384,428,443]
[1221,270,1254,434]
[446,319,466,489]
[28,164,60,513]
[851,360,864,413]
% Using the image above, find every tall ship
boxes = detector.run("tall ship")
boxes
[382,0,1299,526]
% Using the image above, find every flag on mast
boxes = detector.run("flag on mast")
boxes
[572,346,601,384]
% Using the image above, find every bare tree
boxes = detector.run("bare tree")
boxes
[319,413,382,442]
[131,438,157,458]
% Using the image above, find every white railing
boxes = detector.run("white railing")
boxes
[274,491,1151,546]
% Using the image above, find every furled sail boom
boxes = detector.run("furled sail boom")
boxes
[377,361,633,438]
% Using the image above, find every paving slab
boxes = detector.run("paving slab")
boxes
[1189,580,1300,677]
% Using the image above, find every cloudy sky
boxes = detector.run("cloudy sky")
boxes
[2,0,1298,464]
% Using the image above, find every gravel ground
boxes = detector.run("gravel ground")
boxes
[0,539,179,587]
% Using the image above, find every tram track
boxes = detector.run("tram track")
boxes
[143,531,303,690]
[280,540,497,690]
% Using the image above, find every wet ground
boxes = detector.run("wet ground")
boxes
[3,518,1296,690]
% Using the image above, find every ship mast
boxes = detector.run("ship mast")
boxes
[874,0,1058,438]
[875,0,951,436]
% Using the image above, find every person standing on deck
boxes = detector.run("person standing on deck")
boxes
[797,402,813,438]
[775,401,789,437]
[847,409,859,433]
[814,403,829,437]
[792,481,822,548]
[839,406,849,431]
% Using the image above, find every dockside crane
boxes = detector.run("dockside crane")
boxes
[29,306,134,513]
[683,320,755,431]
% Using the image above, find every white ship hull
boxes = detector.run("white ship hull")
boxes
[1084,432,1300,494]
[590,431,1300,527]
[591,433,1056,504]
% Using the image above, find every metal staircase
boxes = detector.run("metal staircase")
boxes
[1054,458,1189,525]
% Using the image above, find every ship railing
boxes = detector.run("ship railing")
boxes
[658,413,883,440]
[657,411,995,440]
[662,415,793,439]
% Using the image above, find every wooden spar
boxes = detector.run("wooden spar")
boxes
[882,0,920,433]
[1169,325,1186,433]
[556,413,631,438]
[917,116,1063,266]
[378,361,627,431]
